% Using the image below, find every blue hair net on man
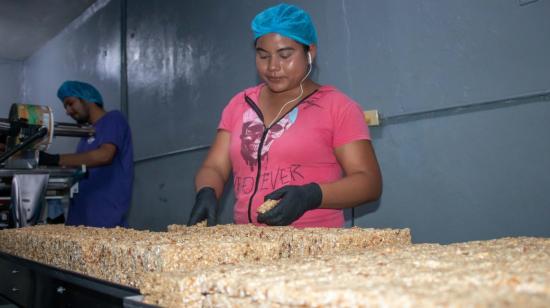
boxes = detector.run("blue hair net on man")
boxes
[57,80,103,106]
[251,3,318,46]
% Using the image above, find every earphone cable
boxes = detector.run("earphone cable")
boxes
[267,62,313,128]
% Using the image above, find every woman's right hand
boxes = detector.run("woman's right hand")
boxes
[187,187,218,226]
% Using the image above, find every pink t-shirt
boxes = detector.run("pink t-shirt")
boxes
[218,84,370,228]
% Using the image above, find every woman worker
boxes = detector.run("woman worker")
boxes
[188,3,381,227]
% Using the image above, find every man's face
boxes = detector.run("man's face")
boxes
[63,97,90,124]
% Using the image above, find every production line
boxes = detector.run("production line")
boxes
[0,224,548,307]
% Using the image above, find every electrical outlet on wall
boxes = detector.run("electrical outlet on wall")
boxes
[364,110,380,126]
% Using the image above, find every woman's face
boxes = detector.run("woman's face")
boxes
[255,33,309,94]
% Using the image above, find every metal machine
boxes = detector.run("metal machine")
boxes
[0,103,149,307]
[0,103,94,228]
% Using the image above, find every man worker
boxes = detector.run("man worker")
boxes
[39,80,134,227]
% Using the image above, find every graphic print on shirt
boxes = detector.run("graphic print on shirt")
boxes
[240,107,298,170]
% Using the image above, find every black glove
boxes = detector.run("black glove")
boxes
[257,183,322,226]
[38,151,60,166]
[187,187,218,226]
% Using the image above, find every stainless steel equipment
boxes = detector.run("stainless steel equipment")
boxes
[0,104,149,306]
[0,103,94,228]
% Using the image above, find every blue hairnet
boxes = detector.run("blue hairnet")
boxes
[57,81,103,106]
[251,3,318,46]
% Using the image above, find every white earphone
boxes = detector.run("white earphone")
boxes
[307,51,312,65]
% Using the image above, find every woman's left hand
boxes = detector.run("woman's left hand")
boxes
[257,183,322,226]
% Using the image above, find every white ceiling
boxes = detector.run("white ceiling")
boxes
[0,0,96,61]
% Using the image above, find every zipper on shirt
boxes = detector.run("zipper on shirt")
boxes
[243,90,318,223]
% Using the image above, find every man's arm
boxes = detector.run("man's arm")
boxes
[58,143,117,168]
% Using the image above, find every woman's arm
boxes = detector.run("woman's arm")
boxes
[195,130,232,199]
[319,140,382,209]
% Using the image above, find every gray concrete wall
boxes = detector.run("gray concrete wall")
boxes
[0,59,23,109]
[22,0,121,154]
[324,0,550,243]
